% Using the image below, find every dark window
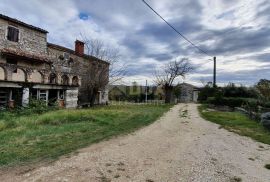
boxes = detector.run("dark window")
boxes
[7,26,19,42]
[72,76,79,86]
[6,58,17,73]
[61,75,69,85]
[49,73,57,84]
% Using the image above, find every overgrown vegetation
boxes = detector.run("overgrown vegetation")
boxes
[198,105,270,145]
[0,104,172,167]
[198,83,260,105]
[198,81,270,130]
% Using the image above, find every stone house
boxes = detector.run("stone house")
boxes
[177,83,199,102]
[0,14,109,109]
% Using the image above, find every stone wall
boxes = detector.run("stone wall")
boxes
[0,19,47,54]
[0,16,109,107]
[48,46,109,105]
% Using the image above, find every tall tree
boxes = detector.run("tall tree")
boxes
[154,58,194,103]
[256,79,270,100]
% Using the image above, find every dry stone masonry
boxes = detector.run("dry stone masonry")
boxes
[0,14,109,108]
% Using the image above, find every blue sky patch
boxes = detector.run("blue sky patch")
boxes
[79,12,89,20]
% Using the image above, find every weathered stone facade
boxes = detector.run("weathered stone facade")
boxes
[178,83,199,103]
[0,14,109,109]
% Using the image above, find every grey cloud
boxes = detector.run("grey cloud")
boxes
[0,0,270,85]
[200,27,270,56]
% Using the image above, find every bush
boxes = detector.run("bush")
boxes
[261,112,270,130]
[198,86,217,102]
[199,83,259,103]
[223,83,259,98]
[8,99,58,116]
[262,101,270,109]
[207,97,252,108]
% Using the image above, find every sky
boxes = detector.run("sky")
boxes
[1,0,270,86]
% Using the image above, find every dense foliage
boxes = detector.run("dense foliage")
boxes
[256,79,270,100]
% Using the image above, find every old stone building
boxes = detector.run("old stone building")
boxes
[178,83,199,102]
[0,14,109,109]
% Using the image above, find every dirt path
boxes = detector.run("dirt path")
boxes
[1,104,270,182]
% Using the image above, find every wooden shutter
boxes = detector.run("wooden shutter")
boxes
[7,26,19,42]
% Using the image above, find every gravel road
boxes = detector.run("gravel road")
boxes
[1,103,270,182]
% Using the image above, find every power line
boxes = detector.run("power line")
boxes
[142,0,212,58]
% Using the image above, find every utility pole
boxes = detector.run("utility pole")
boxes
[145,80,148,103]
[213,56,216,87]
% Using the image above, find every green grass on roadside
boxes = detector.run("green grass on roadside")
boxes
[0,104,172,167]
[198,104,270,145]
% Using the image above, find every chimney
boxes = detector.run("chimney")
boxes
[75,40,84,56]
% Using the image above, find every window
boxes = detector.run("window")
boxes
[49,73,57,84]
[63,52,70,60]
[72,76,79,86]
[58,90,65,100]
[39,90,48,102]
[7,26,19,42]
[6,58,18,73]
[61,75,69,85]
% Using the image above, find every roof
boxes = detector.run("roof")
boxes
[47,43,109,65]
[179,83,199,89]
[0,14,48,33]
[1,48,52,63]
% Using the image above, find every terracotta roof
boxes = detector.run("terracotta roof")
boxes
[0,14,48,33]
[1,48,52,63]
[47,43,110,65]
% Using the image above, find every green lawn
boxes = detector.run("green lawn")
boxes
[198,105,270,145]
[0,104,172,167]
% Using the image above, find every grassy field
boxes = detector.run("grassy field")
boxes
[0,104,172,167]
[198,105,270,145]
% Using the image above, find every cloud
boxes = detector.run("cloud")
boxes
[0,0,269,86]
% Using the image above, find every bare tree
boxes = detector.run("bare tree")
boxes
[83,38,126,84]
[154,58,194,103]
[80,37,126,106]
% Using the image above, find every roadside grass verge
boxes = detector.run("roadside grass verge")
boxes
[0,104,172,167]
[198,104,270,145]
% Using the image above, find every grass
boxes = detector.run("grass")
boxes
[198,104,270,145]
[0,104,172,167]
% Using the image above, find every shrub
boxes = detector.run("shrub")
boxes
[262,101,270,109]
[207,97,252,108]
[223,83,259,98]
[198,86,217,102]
[9,99,58,116]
